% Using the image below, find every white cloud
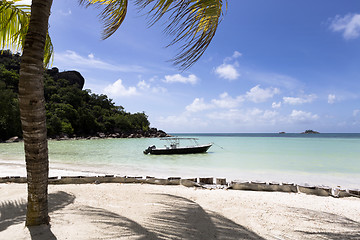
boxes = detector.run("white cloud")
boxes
[211,92,244,109]
[163,74,199,85]
[272,102,282,109]
[283,94,317,105]
[329,13,360,40]
[215,63,240,80]
[245,85,280,103]
[185,98,213,112]
[328,94,336,104]
[54,50,145,73]
[137,80,166,94]
[290,110,319,123]
[104,79,138,97]
[186,86,279,114]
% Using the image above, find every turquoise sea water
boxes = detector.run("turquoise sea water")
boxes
[1,133,360,188]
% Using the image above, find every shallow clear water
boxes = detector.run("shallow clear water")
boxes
[1,133,360,188]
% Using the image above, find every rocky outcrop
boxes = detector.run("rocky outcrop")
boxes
[46,67,85,89]
[89,128,170,140]
[3,128,170,143]
[301,130,320,134]
[5,136,20,143]
[50,128,170,141]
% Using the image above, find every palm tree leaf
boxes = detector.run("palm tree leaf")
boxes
[79,0,128,40]
[0,0,54,67]
[0,0,30,53]
[135,0,227,69]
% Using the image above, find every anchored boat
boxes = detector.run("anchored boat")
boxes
[143,137,212,155]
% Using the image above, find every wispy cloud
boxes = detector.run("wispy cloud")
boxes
[224,50,242,62]
[163,74,199,85]
[57,9,72,16]
[329,13,360,40]
[353,109,360,117]
[283,94,317,105]
[54,50,146,73]
[207,108,279,126]
[245,71,302,90]
[328,94,336,104]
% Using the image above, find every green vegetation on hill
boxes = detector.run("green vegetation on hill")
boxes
[0,51,151,141]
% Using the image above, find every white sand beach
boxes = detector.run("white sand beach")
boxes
[1,183,359,240]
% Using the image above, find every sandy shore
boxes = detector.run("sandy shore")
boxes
[1,183,359,240]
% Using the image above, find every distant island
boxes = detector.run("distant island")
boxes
[0,50,169,142]
[301,130,320,134]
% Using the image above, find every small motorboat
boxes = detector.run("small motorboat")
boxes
[143,137,212,155]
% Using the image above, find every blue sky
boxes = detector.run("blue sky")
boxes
[19,0,360,133]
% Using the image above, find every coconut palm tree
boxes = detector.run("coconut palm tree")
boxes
[1,0,54,226]
[1,0,226,226]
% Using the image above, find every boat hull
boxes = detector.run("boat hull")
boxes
[147,144,212,155]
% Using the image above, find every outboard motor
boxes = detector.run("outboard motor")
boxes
[143,145,156,154]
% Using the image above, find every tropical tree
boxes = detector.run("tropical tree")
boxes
[0,0,226,226]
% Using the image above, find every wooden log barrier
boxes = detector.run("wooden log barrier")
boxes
[199,177,214,185]
[216,178,227,185]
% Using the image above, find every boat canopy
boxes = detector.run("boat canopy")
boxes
[160,137,200,147]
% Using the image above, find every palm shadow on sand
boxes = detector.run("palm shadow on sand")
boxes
[288,206,360,240]
[0,191,75,240]
[67,193,264,240]
[2,190,360,239]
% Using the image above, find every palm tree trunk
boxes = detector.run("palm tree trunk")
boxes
[19,0,53,226]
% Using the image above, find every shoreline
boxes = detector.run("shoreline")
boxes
[1,160,359,198]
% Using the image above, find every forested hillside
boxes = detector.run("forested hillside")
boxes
[0,51,166,141]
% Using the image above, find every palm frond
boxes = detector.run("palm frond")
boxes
[135,0,227,69]
[0,0,30,53]
[0,0,54,67]
[79,0,128,40]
